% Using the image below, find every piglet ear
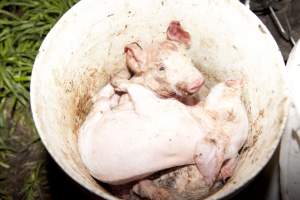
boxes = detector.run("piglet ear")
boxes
[167,21,191,48]
[124,42,146,75]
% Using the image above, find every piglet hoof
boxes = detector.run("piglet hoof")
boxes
[111,81,130,93]
[194,138,224,187]
[219,158,238,183]
[220,169,231,183]
[194,154,215,187]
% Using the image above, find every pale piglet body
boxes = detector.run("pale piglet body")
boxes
[79,80,248,188]
[194,80,249,184]
[78,21,249,196]
[131,81,249,200]
[79,83,207,185]
[79,21,207,184]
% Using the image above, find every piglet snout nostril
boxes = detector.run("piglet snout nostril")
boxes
[187,79,204,93]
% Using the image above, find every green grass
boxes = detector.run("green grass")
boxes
[0,0,78,199]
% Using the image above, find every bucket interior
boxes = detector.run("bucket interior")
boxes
[30,0,288,199]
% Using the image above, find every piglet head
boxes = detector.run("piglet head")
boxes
[124,21,204,98]
[151,21,204,97]
[151,42,204,97]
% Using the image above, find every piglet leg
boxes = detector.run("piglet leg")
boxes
[194,138,224,187]
[118,83,160,114]
[88,84,116,116]
[117,94,134,110]
[219,157,238,182]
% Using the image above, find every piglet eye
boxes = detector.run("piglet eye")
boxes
[159,66,165,71]
[158,63,165,71]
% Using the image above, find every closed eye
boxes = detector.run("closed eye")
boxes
[158,63,165,71]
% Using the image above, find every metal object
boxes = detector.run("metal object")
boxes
[241,0,251,9]
[241,0,296,46]
[269,6,296,46]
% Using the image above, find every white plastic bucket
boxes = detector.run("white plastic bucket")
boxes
[30,0,289,199]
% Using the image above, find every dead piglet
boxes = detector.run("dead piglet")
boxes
[78,21,249,196]
[194,80,248,185]
[78,81,212,185]
[131,80,249,199]
[112,20,204,99]
[79,80,248,188]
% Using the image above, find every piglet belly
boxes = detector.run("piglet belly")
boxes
[78,111,203,185]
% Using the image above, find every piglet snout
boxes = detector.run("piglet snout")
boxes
[187,79,204,94]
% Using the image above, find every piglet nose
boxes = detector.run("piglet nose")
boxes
[187,78,204,94]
